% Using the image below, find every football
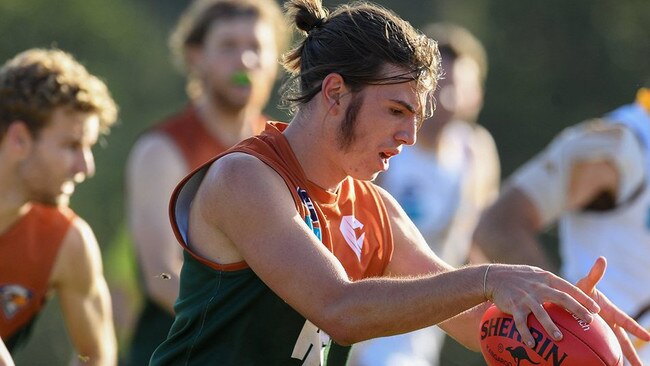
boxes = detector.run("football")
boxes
[479,302,622,366]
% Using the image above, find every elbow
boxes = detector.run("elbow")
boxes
[314,297,378,346]
[322,327,363,347]
[317,313,363,346]
[464,337,482,352]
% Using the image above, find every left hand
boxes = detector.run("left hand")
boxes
[576,256,650,366]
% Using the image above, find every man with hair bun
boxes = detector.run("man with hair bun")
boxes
[124,0,287,364]
[0,48,118,366]
[150,1,649,365]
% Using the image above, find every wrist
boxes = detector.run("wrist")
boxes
[483,264,494,301]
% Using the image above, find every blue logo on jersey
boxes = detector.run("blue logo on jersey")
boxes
[0,284,33,319]
[297,188,322,241]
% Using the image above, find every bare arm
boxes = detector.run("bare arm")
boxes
[188,153,599,348]
[472,186,553,269]
[473,160,621,271]
[576,257,650,366]
[473,123,650,365]
[377,186,601,350]
[0,337,14,366]
[473,122,641,270]
[126,134,187,314]
[51,218,116,366]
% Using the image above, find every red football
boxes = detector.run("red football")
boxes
[479,303,622,366]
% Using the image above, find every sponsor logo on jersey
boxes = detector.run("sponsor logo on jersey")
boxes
[0,284,32,319]
[340,215,366,261]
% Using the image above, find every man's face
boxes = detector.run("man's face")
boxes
[420,55,483,138]
[18,107,99,205]
[331,72,424,182]
[193,16,279,112]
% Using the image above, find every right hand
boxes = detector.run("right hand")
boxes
[485,263,600,348]
[575,257,650,366]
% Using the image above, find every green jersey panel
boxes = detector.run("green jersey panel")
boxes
[150,252,348,365]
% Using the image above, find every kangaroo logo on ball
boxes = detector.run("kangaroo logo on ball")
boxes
[506,346,540,366]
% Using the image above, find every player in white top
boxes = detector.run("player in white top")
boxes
[473,87,650,364]
[350,23,500,366]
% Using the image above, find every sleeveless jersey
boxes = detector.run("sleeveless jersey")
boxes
[126,105,267,366]
[156,105,227,169]
[150,122,394,366]
[560,102,650,317]
[155,105,268,170]
[0,204,75,350]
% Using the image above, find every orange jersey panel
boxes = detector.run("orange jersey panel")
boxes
[156,105,267,170]
[0,205,75,339]
[170,122,393,280]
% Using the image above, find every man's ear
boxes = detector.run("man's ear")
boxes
[321,73,348,112]
[3,121,34,157]
[184,45,204,74]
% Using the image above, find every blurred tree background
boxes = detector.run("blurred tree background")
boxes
[1,0,648,365]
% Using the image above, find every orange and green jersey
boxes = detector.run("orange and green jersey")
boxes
[0,204,75,351]
[127,105,266,366]
[151,122,394,365]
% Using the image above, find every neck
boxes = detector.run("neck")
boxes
[194,96,262,148]
[0,172,30,234]
[283,112,344,194]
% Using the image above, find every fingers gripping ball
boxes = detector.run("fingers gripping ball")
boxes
[479,303,622,366]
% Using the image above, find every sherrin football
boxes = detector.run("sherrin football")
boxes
[479,303,622,366]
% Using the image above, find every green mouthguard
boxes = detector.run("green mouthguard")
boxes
[232,72,251,86]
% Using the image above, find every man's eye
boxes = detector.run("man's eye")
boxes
[390,108,403,115]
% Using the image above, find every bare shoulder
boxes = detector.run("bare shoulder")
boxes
[559,118,631,143]
[371,183,401,215]
[471,123,497,148]
[200,152,287,201]
[196,152,301,224]
[50,216,103,289]
[371,182,420,235]
[187,152,301,263]
[126,132,187,179]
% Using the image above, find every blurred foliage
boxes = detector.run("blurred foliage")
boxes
[1,0,649,365]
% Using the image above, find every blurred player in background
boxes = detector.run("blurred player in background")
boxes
[124,0,287,364]
[150,0,649,364]
[473,85,650,364]
[0,48,117,365]
[0,337,14,366]
[351,22,499,366]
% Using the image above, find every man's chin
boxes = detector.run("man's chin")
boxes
[222,88,257,110]
[31,194,69,207]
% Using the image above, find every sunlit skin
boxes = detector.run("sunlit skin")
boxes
[285,66,428,192]
[124,11,283,324]
[189,16,279,114]
[18,107,99,205]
